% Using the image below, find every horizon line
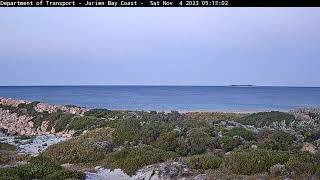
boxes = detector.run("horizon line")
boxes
[0,85,320,88]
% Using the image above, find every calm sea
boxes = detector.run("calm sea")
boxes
[0,86,319,112]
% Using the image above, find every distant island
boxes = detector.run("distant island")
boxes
[228,84,255,87]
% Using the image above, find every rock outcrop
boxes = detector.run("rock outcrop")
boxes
[0,97,88,115]
[0,98,30,107]
[0,109,33,135]
[0,97,86,138]
[301,142,318,154]
[0,108,74,138]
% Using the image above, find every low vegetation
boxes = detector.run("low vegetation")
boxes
[104,145,177,175]
[0,156,85,179]
[225,149,290,175]
[184,154,222,170]
[42,127,114,164]
[238,111,295,127]
[2,102,320,178]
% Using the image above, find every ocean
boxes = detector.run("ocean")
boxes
[0,86,319,112]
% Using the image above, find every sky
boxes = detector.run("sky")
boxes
[0,8,319,86]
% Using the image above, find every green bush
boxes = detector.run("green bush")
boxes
[225,149,290,175]
[68,116,97,131]
[153,131,179,152]
[219,136,242,152]
[0,143,16,151]
[17,101,40,111]
[42,140,96,164]
[178,128,212,155]
[42,127,114,164]
[140,121,174,144]
[184,154,223,170]
[285,153,319,175]
[269,131,295,151]
[0,156,85,179]
[238,111,295,128]
[0,168,22,179]
[84,109,112,118]
[48,112,75,132]
[0,153,9,164]
[178,119,208,130]
[0,176,20,180]
[300,130,320,143]
[31,111,74,131]
[106,119,142,145]
[0,143,17,164]
[105,145,177,175]
[0,156,62,179]
[186,112,243,123]
[224,127,255,141]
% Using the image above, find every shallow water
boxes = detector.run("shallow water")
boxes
[1,86,320,111]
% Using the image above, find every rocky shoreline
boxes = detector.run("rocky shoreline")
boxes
[0,97,88,138]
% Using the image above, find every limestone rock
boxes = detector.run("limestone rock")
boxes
[301,142,317,154]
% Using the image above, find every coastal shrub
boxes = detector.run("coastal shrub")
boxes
[178,119,208,130]
[42,127,114,164]
[0,143,16,164]
[68,116,97,131]
[178,128,212,155]
[218,136,242,152]
[0,168,22,179]
[225,149,290,175]
[285,153,319,175]
[44,170,85,180]
[303,130,320,143]
[153,131,179,152]
[84,109,111,118]
[0,156,85,179]
[269,131,295,151]
[257,131,296,151]
[184,154,223,170]
[80,127,114,141]
[238,111,295,128]
[0,104,37,117]
[0,143,16,151]
[206,125,220,137]
[17,101,40,111]
[139,121,174,144]
[104,145,177,175]
[42,138,104,164]
[0,176,20,180]
[186,112,243,123]
[47,112,75,132]
[26,155,63,178]
[30,111,75,131]
[0,154,9,164]
[106,119,142,145]
[30,112,50,128]
[0,156,62,179]
[224,127,255,141]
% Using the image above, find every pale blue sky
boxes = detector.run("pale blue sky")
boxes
[0,8,319,86]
